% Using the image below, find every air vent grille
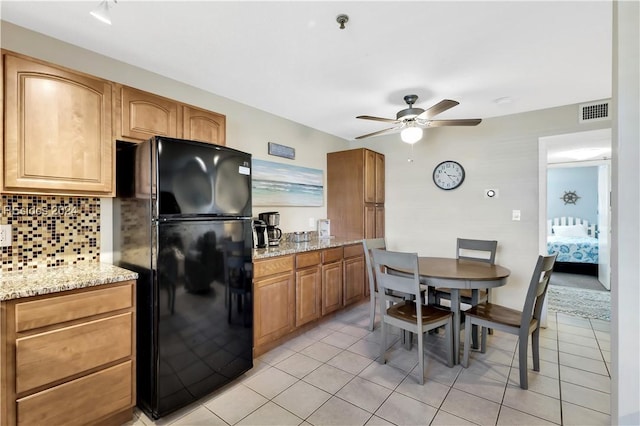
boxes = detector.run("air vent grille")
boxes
[579,100,610,122]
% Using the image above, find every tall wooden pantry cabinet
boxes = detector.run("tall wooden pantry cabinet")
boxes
[327,148,385,240]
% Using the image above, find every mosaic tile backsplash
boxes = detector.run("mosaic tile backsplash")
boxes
[0,195,100,271]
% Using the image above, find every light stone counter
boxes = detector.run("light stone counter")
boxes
[0,263,138,301]
[253,237,363,259]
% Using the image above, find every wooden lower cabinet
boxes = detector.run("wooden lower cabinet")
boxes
[17,361,132,426]
[295,252,322,327]
[0,280,136,426]
[253,256,295,350]
[254,245,367,354]
[321,260,343,315]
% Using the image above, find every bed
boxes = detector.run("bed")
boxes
[547,217,599,276]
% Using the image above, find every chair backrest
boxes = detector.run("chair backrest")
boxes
[362,238,386,294]
[457,238,498,264]
[520,253,558,329]
[370,249,422,318]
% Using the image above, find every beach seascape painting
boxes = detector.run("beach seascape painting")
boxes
[252,159,324,206]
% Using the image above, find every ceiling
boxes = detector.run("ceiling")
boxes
[0,1,613,142]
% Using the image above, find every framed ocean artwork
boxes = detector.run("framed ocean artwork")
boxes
[252,159,323,206]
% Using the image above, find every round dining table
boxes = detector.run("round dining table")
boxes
[395,257,511,364]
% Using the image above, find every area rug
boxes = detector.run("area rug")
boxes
[547,285,611,321]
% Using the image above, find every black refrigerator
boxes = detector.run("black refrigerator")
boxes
[113,136,253,419]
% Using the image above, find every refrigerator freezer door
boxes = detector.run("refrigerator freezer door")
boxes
[155,137,252,217]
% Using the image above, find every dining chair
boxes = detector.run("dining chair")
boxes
[433,238,498,307]
[371,248,454,385]
[461,253,557,389]
[363,238,404,331]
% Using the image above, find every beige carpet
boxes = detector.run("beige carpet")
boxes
[547,285,610,321]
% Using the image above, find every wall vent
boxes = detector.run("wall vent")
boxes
[579,100,610,123]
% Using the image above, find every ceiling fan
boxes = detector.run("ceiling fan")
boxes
[355,95,482,143]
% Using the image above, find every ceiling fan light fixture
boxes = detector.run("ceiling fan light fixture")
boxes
[401,126,423,144]
[90,0,116,25]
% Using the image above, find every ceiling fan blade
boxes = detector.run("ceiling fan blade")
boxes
[425,118,482,127]
[354,126,401,139]
[356,115,400,124]
[415,99,460,120]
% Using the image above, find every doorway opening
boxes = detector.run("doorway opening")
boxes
[539,129,611,321]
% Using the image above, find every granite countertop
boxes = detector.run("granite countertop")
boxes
[0,263,139,301]
[253,237,363,259]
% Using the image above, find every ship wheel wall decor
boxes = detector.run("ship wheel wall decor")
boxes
[561,190,580,205]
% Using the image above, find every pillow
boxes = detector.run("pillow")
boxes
[553,224,588,237]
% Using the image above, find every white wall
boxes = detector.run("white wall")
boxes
[611,1,640,423]
[355,105,609,310]
[0,21,350,253]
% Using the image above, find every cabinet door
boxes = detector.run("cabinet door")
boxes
[375,205,385,238]
[364,204,376,239]
[254,273,295,347]
[364,149,376,203]
[182,105,226,145]
[3,54,114,195]
[295,266,321,327]
[118,86,178,141]
[375,153,385,203]
[321,261,343,315]
[343,256,365,306]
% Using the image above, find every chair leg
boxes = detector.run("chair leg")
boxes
[417,331,424,385]
[518,333,529,390]
[532,328,540,372]
[481,327,488,353]
[445,318,454,368]
[462,316,472,368]
[379,318,387,364]
[472,324,479,349]
[369,294,376,331]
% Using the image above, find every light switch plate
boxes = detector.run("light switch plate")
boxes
[0,224,12,247]
[512,210,521,221]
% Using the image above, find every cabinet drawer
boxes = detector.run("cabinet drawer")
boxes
[17,361,133,426]
[296,251,321,269]
[16,312,133,394]
[253,256,294,278]
[322,247,343,264]
[15,282,134,332]
[343,243,364,258]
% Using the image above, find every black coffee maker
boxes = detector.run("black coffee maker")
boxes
[252,219,267,248]
[258,212,282,247]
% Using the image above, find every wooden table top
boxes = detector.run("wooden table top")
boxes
[417,257,511,281]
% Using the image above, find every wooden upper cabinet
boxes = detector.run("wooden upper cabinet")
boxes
[117,85,178,142]
[2,52,114,195]
[375,152,385,203]
[327,148,385,240]
[364,149,376,203]
[365,150,385,204]
[182,105,226,145]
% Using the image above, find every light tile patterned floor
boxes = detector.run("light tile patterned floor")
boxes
[127,303,611,426]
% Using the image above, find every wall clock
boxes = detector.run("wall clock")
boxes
[433,160,465,190]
